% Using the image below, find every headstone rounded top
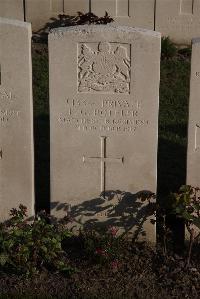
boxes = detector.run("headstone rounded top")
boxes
[0,17,31,29]
[49,24,161,39]
[192,38,200,45]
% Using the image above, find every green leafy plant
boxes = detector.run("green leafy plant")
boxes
[0,205,73,276]
[156,207,173,256]
[170,185,200,266]
[161,37,177,60]
[177,47,191,59]
[82,226,122,270]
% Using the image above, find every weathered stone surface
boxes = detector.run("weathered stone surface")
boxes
[25,0,64,31]
[156,0,200,45]
[64,0,89,15]
[49,25,160,242]
[186,38,200,241]
[0,0,24,21]
[64,0,154,29]
[187,38,200,188]
[26,0,154,31]
[0,18,34,220]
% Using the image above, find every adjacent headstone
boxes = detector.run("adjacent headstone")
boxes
[187,38,200,187]
[186,38,200,240]
[0,18,34,220]
[25,0,64,31]
[64,0,89,15]
[49,25,160,241]
[156,0,200,45]
[0,0,24,21]
[64,0,155,30]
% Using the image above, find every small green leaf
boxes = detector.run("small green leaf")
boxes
[179,185,191,193]
[41,246,48,253]
[0,253,8,266]
[182,211,193,221]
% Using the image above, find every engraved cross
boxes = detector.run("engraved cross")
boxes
[89,0,129,17]
[180,0,194,14]
[83,136,124,195]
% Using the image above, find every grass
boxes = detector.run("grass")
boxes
[158,56,190,200]
[32,42,191,212]
[32,46,49,117]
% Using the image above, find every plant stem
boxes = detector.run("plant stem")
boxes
[163,215,167,256]
[186,227,195,268]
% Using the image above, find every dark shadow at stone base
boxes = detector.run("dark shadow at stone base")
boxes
[51,190,156,241]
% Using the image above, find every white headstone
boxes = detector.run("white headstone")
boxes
[64,0,154,29]
[25,0,64,31]
[49,25,160,241]
[0,18,34,220]
[187,38,200,187]
[156,0,200,45]
[0,0,24,21]
[64,0,89,15]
